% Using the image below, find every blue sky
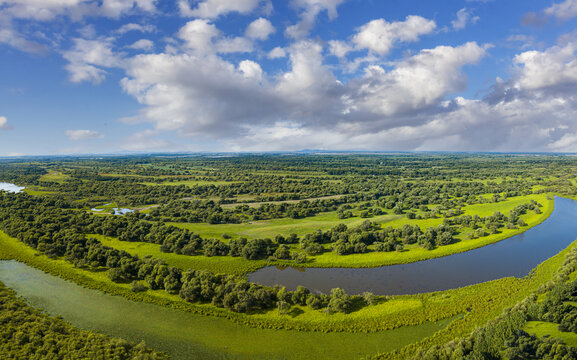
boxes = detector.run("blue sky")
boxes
[1,0,577,155]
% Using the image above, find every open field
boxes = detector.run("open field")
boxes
[221,194,348,208]
[524,321,577,347]
[39,171,69,183]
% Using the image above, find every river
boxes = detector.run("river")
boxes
[249,197,577,295]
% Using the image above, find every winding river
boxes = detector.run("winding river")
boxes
[0,261,455,360]
[249,197,577,295]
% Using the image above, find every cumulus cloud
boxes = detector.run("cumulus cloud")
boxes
[286,0,347,39]
[63,37,124,83]
[65,129,103,140]
[116,23,156,34]
[451,8,479,30]
[328,40,353,58]
[245,17,275,40]
[545,0,577,21]
[178,0,267,18]
[177,19,253,54]
[0,0,156,21]
[268,46,286,58]
[128,39,154,51]
[118,15,486,149]
[352,16,436,56]
[514,41,577,90]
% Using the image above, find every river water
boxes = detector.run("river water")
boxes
[249,197,577,295]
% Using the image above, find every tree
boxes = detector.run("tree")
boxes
[277,300,291,315]
[328,288,352,314]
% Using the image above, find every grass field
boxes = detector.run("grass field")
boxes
[39,171,69,183]
[220,194,347,208]
[23,187,54,196]
[171,211,403,240]
[141,180,241,187]
[523,321,577,347]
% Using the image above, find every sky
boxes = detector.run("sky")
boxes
[2,0,577,155]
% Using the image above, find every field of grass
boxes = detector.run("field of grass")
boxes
[23,187,54,196]
[39,171,69,183]
[141,180,241,187]
[221,194,347,208]
[523,321,577,347]
[171,211,402,240]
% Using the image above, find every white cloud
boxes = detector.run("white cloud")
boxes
[238,60,263,81]
[128,39,154,51]
[0,116,11,130]
[117,23,156,34]
[63,37,124,83]
[245,17,275,40]
[328,40,353,58]
[0,0,156,21]
[285,0,347,39]
[65,129,103,140]
[215,36,254,53]
[345,42,486,117]
[352,16,436,56]
[545,0,577,21]
[451,8,479,31]
[178,0,266,18]
[0,27,48,53]
[514,41,577,90]
[267,46,286,59]
[178,19,220,53]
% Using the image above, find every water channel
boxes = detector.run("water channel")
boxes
[249,197,577,295]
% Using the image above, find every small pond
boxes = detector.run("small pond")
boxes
[0,182,24,193]
[249,197,577,295]
[91,203,134,215]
